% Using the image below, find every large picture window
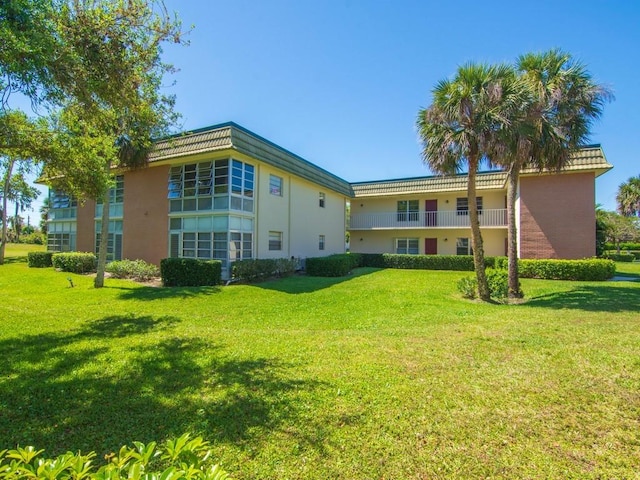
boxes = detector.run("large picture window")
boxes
[397,200,419,221]
[168,159,254,213]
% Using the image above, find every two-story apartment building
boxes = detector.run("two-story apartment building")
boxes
[45,123,612,277]
[46,122,352,278]
[349,146,611,259]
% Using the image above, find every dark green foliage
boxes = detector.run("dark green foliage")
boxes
[160,258,222,287]
[232,258,297,282]
[27,251,53,268]
[457,268,510,300]
[0,433,231,479]
[518,259,616,281]
[20,232,46,244]
[106,259,160,281]
[361,253,479,271]
[306,254,353,277]
[605,242,640,251]
[359,253,387,268]
[52,252,96,273]
[601,252,635,262]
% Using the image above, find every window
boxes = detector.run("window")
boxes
[397,200,419,221]
[269,231,282,251]
[48,190,77,221]
[47,233,76,252]
[396,238,419,255]
[168,159,254,213]
[319,192,326,208]
[456,197,483,215]
[269,175,283,196]
[456,238,472,255]
[95,220,123,261]
[319,235,325,251]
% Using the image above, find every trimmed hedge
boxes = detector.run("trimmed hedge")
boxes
[518,259,616,281]
[359,253,495,271]
[605,242,640,251]
[27,251,54,268]
[601,252,635,262]
[52,252,97,273]
[106,259,160,281]
[306,254,354,277]
[457,268,510,300]
[160,257,222,287]
[232,257,297,282]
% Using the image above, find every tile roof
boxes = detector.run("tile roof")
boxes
[352,145,612,197]
[149,122,353,197]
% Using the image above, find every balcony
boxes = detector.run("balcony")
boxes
[349,209,507,230]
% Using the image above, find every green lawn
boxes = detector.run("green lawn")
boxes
[1,249,639,479]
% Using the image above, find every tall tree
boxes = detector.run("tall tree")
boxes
[491,49,611,299]
[1,0,185,285]
[617,175,640,217]
[417,63,522,301]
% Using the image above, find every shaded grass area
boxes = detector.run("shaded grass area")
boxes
[0,255,639,478]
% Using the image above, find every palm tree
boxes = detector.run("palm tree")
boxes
[417,63,522,301]
[493,49,611,299]
[617,175,640,217]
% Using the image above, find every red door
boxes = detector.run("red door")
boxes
[425,238,437,255]
[425,199,437,226]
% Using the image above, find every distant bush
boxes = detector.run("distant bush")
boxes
[52,252,97,273]
[457,268,510,300]
[21,232,46,245]
[306,254,354,277]
[359,253,494,271]
[106,259,160,281]
[232,257,297,282]
[601,252,635,262]
[0,433,231,479]
[605,242,640,251]
[27,251,54,268]
[518,259,615,281]
[160,257,222,287]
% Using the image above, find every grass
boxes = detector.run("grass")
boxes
[1,246,639,479]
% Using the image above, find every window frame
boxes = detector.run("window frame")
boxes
[269,174,283,196]
[319,234,326,251]
[319,192,326,208]
[397,199,419,222]
[269,231,283,251]
[395,237,419,255]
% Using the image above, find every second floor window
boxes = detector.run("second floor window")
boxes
[397,200,419,221]
[456,197,483,215]
[269,231,283,251]
[270,175,283,196]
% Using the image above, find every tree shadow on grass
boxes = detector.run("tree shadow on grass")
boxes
[2,255,28,264]
[0,313,325,457]
[111,285,221,301]
[525,284,640,313]
[255,267,379,294]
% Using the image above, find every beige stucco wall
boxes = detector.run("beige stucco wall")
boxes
[351,228,506,256]
[519,172,596,259]
[352,190,506,216]
[123,165,169,265]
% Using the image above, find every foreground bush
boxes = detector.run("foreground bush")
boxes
[106,259,160,281]
[232,257,297,281]
[161,258,222,286]
[306,254,354,277]
[0,433,231,479]
[518,258,616,281]
[27,251,54,268]
[52,252,97,273]
[457,268,510,300]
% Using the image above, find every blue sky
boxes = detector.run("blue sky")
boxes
[26,0,640,218]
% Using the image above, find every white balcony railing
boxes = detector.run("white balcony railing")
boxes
[349,209,507,230]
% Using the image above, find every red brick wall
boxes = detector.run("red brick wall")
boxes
[76,199,96,253]
[122,165,169,265]
[519,172,595,259]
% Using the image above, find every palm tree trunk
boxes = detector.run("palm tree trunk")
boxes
[468,160,490,301]
[0,158,16,265]
[507,161,523,299]
[94,162,111,288]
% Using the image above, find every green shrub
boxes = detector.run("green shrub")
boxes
[106,259,160,281]
[306,254,353,277]
[518,258,616,281]
[160,257,222,287]
[359,253,386,268]
[232,257,297,281]
[52,252,97,273]
[601,252,636,262]
[21,232,46,245]
[457,268,510,300]
[605,241,640,251]
[0,433,231,479]
[27,251,54,268]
